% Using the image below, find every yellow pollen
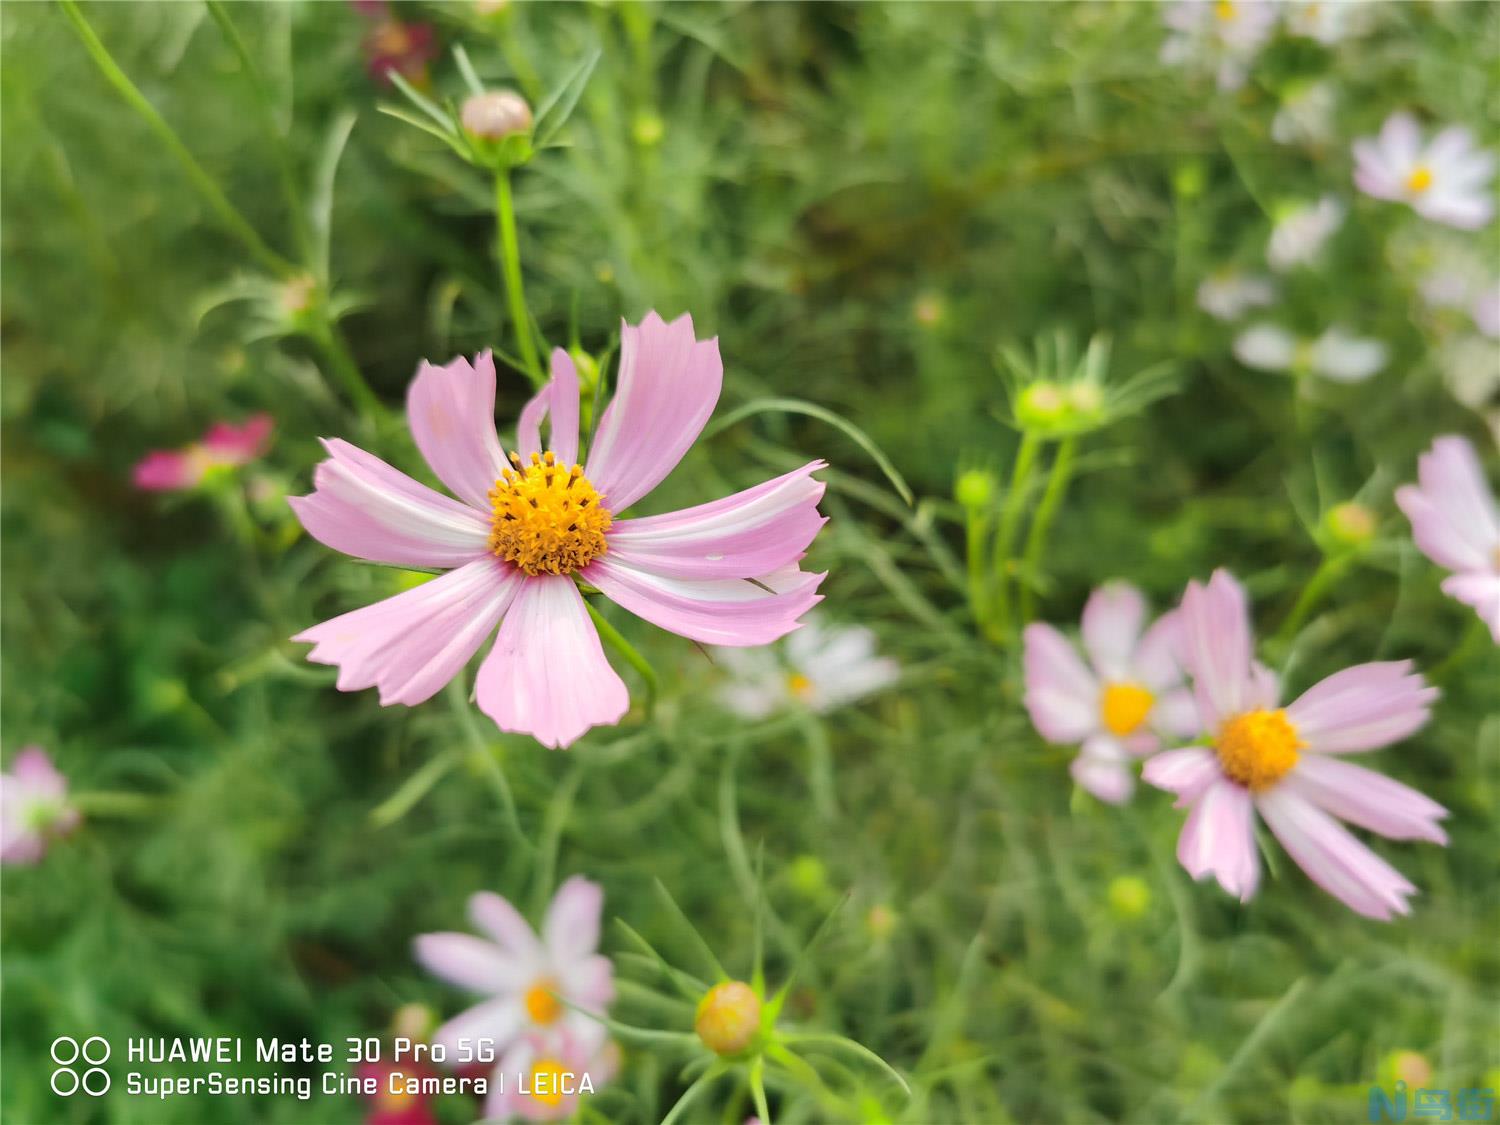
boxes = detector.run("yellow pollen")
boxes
[528,1058,568,1107]
[489,452,612,576]
[378,1086,414,1111]
[523,978,563,1025]
[1405,166,1434,194]
[787,672,815,699]
[1101,682,1155,737]
[1215,709,1302,791]
[1215,0,1236,20]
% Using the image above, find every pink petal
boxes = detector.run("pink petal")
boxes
[1142,745,1220,805]
[1285,661,1436,754]
[406,352,507,510]
[1399,435,1500,572]
[10,747,67,798]
[1256,787,1417,920]
[289,438,492,567]
[469,891,544,962]
[1131,610,1184,692]
[1071,734,1133,804]
[475,575,629,749]
[583,558,823,647]
[1151,687,1202,740]
[603,462,827,579]
[517,349,581,466]
[133,450,199,491]
[1379,111,1423,168]
[1022,623,1099,743]
[1176,780,1260,902]
[431,996,524,1058]
[293,558,523,706]
[1081,582,1147,681]
[585,312,723,511]
[543,875,604,961]
[561,953,615,1011]
[1416,190,1495,230]
[1441,572,1500,642]
[201,414,273,463]
[1285,755,1448,844]
[1178,569,1254,727]
[413,932,528,993]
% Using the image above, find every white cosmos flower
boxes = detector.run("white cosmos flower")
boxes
[1272,81,1337,147]
[1353,112,1497,230]
[1196,271,1278,320]
[1268,196,1346,272]
[1438,335,1500,413]
[1473,281,1500,338]
[1160,0,1278,92]
[1234,324,1388,382]
[715,616,898,720]
[1284,0,1376,44]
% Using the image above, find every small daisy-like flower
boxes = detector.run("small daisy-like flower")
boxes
[1,747,81,865]
[1268,196,1345,272]
[415,877,614,1061]
[133,415,273,492]
[1284,0,1375,44]
[1143,571,1445,919]
[1272,81,1338,147]
[485,1029,618,1122]
[1354,112,1496,230]
[1396,435,1500,642]
[1196,270,1278,320]
[1437,336,1500,417]
[1234,324,1387,383]
[715,616,898,720]
[290,313,827,748]
[1160,0,1278,92]
[1023,582,1198,804]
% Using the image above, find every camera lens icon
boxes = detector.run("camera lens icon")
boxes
[50,1037,110,1096]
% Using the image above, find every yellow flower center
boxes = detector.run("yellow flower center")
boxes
[371,21,411,56]
[528,1058,568,1107]
[378,1085,414,1111]
[523,977,563,1025]
[1405,166,1434,194]
[786,672,815,699]
[1100,682,1155,737]
[1215,1,1236,20]
[1215,708,1302,791]
[489,452,612,576]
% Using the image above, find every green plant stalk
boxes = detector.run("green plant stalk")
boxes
[1018,436,1077,624]
[60,0,294,278]
[965,507,992,628]
[307,315,384,419]
[988,431,1043,641]
[495,169,545,387]
[585,599,658,715]
[1273,553,1349,647]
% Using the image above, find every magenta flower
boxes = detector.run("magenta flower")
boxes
[133,415,273,492]
[1023,582,1198,804]
[415,877,613,1062]
[1142,571,1446,920]
[1,747,82,865]
[1396,435,1500,642]
[355,3,437,88]
[290,313,826,748]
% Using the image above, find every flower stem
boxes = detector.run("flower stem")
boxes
[1273,554,1347,648]
[585,598,658,716]
[965,507,992,627]
[988,431,1043,642]
[494,168,545,387]
[307,315,385,419]
[60,0,294,278]
[1018,437,1077,624]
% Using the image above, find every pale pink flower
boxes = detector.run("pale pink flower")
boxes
[1,747,82,865]
[1234,324,1387,383]
[1143,571,1445,920]
[1395,436,1500,642]
[484,1028,618,1122]
[415,877,614,1063]
[290,313,827,748]
[133,415,273,491]
[1196,270,1277,320]
[1271,81,1337,147]
[715,616,898,719]
[1353,112,1496,230]
[1023,582,1198,804]
[1284,0,1376,44]
[1267,196,1345,272]
[1474,281,1500,338]
[1160,0,1278,92]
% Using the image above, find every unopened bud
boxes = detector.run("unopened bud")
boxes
[1016,381,1069,430]
[1107,875,1151,920]
[391,1002,436,1042]
[913,294,945,327]
[1065,381,1104,415]
[1379,1050,1432,1090]
[866,903,898,941]
[1325,501,1376,548]
[695,981,761,1055]
[955,469,997,510]
[280,273,317,316]
[632,113,664,147]
[788,854,827,898]
[461,90,532,140]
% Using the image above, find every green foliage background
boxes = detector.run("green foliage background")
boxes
[2,2,1497,1123]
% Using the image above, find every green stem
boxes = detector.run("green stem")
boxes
[60,0,294,278]
[988,431,1043,641]
[1273,554,1347,648]
[585,599,658,716]
[965,508,992,627]
[308,316,384,419]
[446,677,531,853]
[1018,437,1077,624]
[495,168,545,387]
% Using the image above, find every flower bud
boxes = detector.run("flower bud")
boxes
[280,273,317,316]
[695,981,761,1055]
[632,113,664,147]
[1378,1050,1432,1090]
[461,90,533,141]
[954,468,997,510]
[866,903,898,941]
[788,854,827,898]
[1016,381,1069,430]
[913,294,946,327]
[1107,875,1151,920]
[391,1002,436,1042]
[1324,501,1376,548]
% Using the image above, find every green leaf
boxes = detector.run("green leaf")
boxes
[534,48,602,149]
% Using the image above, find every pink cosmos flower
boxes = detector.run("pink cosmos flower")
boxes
[1395,435,1500,642]
[1,747,82,865]
[133,415,273,492]
[1023,582,1198,804]
[289,313,827,748]
[415,877,614,1062]
[1353,112,1496,230]
[485,1028,618,1122]
[1142,571,1446,920]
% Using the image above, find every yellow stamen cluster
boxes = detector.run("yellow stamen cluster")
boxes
[786,672,815,700]
[1405,166,1434,195]
[489,452,612,576]
[524,978,563,1025]
[1100,682,1155,737]
[1215,708,1302,791]
[1215,0,1237,20]
[527,1058,568,1107]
